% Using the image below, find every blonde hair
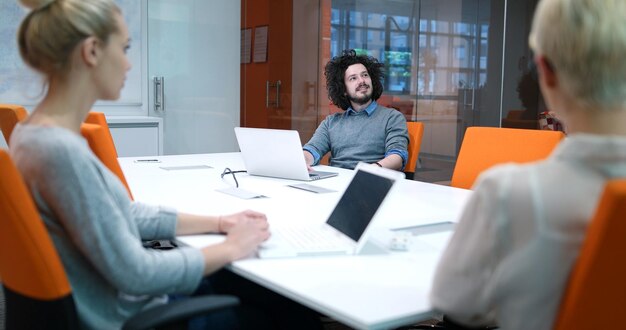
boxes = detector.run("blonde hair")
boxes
[17,0,120,79]
[529,0,626,110]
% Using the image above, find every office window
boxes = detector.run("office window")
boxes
[329,2,488,97]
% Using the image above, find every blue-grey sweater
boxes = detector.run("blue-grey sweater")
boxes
[304,101,409,169]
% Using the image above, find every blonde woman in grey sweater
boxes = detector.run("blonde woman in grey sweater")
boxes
[11,0,321,329]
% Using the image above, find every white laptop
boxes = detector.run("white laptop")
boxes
[258,163,405,258]
[234,127,338,181]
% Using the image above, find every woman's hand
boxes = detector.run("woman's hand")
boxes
[218,210,267,233]
[221,212,270,260]
[200,211,270,274]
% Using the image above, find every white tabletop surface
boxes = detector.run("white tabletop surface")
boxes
[119,153,472,330]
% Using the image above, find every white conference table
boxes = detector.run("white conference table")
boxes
[119,152,472,330]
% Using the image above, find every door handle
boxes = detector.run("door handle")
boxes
[153,76,165,112]
[266,80,270,108]
[266,80,281,108]
[306,82,317,109]
[275,80,281,108]
[463,88,474,109]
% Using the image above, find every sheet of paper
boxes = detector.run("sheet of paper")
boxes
[240,28,252,64]
[253,26,268,63]
[391,221,456,234]
[216,186,267,199]
[159,165,213,171]
[288,183,336,194]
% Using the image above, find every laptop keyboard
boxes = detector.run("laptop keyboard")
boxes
[309,174,322,181]
[275,225,351,251]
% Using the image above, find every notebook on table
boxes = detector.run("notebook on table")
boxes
[258,163,405,258]
[234,127,338,181]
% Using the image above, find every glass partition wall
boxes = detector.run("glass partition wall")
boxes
[243,0,539,182]
[323,0,505,179]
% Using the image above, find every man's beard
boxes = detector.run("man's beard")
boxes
[348,85,372,105]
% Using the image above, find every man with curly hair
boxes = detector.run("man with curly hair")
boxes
[303,49,409,170]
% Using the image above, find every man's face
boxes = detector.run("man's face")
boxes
[344,63,373,106]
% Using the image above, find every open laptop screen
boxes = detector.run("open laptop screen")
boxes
[326,169,395,241]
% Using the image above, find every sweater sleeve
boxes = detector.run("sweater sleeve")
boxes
[31,140,204,296]
[130,202,178,240]
[303,115,333,165]
[384,109,409,167]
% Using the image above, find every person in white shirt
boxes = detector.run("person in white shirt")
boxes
[430,0,626,329]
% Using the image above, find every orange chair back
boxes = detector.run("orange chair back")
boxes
[553,179,626,330]
[0,149,81,328]
[80,123,134,199]
[405,121,424,178]
[0,104,28,144]
[319,153,331,165]
[451,127,564,189]
[0,150,72,299]
[85,111,118,157]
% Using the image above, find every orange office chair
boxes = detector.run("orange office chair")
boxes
[319,153,331,165]
[552,179,626,330]
[85,111,119,157]
[0,150,239,329]
[451,127,564,189]
[0,104,28,144]
[80,122,134,199]
[405,121,424,180]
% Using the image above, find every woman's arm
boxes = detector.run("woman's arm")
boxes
[176,210,271,275]
[175,209,267,235]
[198,215,270,275]
[175,213,220,235]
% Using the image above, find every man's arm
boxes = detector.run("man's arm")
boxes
[375,153,403,170]
[383,110,409,170]
[303,149,316,170]
[303,116,332,166]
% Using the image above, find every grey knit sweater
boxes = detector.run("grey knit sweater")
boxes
[303,102,409,170]
[10,124,204,330]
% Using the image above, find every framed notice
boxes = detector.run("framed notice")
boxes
[253,26,268,63]
[241,28,252,64]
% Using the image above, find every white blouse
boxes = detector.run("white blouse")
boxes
[430,134,626,330]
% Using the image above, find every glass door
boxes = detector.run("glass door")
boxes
[240,0,321,144]
[417,0,489,158]
[325,0,504,180]
[148,0,241,155]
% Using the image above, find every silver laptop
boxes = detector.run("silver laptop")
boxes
[258,163,405,258]
[234,127,338,181]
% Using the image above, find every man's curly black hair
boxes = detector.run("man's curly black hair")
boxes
[324,49,385,110]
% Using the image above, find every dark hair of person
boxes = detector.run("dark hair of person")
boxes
[516,62,541,120]
[324,49,385,110]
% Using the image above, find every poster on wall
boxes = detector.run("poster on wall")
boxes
[241,28,252,64]
[253,26,268,63]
